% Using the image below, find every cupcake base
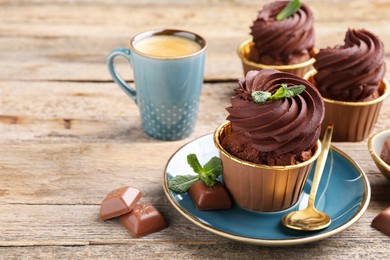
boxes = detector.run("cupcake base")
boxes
[305,70,390,142]
[237,39,317,77]
[213,122,321,212]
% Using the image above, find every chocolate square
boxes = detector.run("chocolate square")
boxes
[119,202,167,237]
[100,186,142,220]
[372,206,390,236]
[188,181,232,210]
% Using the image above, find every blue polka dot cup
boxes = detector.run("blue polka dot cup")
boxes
[107,29,207,140]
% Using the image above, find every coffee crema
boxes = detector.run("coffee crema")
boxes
[133,35,202,57]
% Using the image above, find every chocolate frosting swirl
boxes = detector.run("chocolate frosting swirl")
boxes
[250,1,315,65]
[226,69,324,156]
[313,29,385,102]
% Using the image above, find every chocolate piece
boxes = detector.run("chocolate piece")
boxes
[119,202,167,237]
[380,138,390,165]
[188,181,232,210]
[100,186,141,220]
[372,207,390,236]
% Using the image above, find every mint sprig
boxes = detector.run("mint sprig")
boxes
[168,175,199,194]
[251,91,271,104]
[251,84,305,104]
[276,0,301,21]
[168,154,223,193]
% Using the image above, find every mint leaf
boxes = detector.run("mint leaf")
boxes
[268,84,288,101]
[252,84,306,103]
[284,85,306,98]
[168,175,199,193]
[276,0,301,21]
[251,91,272,104]
[203,157,223,180]
[200,157,223,187]
[269,84,305,101]
[167,154,224,193]
[200,172,217,187]
[187,153,203,174]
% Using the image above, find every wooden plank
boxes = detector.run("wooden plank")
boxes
[0,81,388,144]
[1,240,388,259]
[0,141,388,204]
[0,81,231,143]
[1,36,390,82]
[0,202,389,252]
[3,0,388,5]
[0,142,185,204]
[0,204,220,246]
[1,0,390,20]
[1,3,388,36]
[0,3,389,81]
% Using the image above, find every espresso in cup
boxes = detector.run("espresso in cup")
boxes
[134,35,201,57]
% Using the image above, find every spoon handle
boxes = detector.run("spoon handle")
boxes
[308,124,333,208]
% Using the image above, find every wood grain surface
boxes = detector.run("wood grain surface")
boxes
[1,0,390,259]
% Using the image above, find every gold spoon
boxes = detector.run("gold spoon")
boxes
[282,124,333,231]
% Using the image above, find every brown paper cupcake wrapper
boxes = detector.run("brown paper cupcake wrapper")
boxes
[237,39,316,77]
[305,70,390,142]
[213,122,321,212]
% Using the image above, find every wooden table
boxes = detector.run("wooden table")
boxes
[1,0,390,258]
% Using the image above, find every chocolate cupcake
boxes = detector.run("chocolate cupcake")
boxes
[214,69,324,212]
[238,0,316,77]
[305,29,389,141]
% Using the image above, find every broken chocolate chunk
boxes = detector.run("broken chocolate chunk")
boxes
[372,206,390,236]
[119,202,167,237]
[188,181,232,210]
[100,186,142,220]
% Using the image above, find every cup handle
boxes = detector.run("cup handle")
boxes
[107,48,137,103]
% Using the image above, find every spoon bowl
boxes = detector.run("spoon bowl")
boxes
[282,125,333,231]
[282,204,331,231]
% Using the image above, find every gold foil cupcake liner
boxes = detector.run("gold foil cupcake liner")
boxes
[305,70,390,142]
[237,38,317,77]
[213,122,321,212]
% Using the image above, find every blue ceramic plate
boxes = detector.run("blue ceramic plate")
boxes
[163,134,371,246]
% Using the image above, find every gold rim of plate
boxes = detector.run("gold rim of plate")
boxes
[162,133,371,246]
[304,70,390,106]
[368,129,390,173]
[237,38,317,70]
